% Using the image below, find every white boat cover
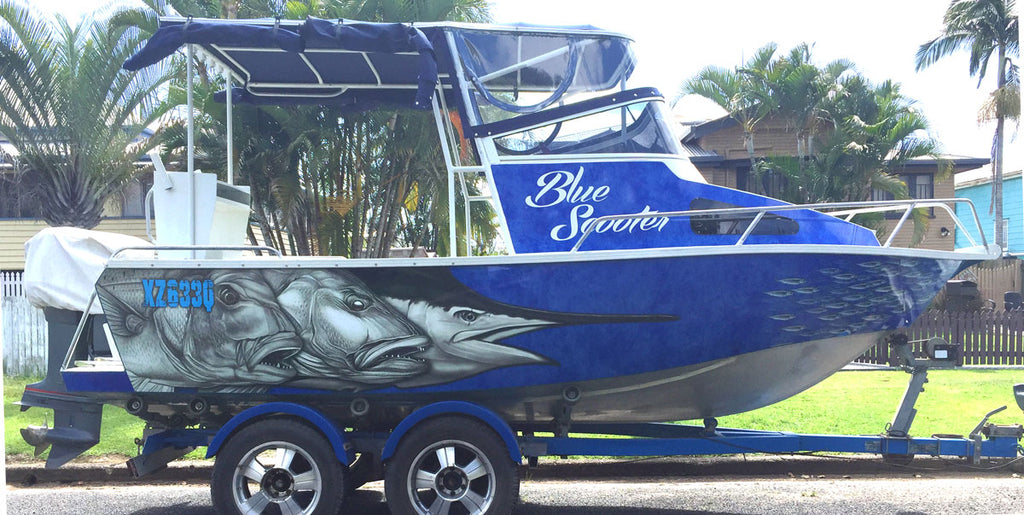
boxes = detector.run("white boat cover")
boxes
[24,227,153,314]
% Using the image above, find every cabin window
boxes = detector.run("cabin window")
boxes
[452,29,635,125]
[492,100,678,156]
[689,198,799,236]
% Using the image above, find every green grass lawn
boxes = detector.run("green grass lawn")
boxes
[4,369,1023,462]
[682,368,1023,436]
[4,376,204,461]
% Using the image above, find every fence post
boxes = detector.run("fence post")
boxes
[2,271,49,377]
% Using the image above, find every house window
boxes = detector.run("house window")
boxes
[909,174,933,200]
[871,173,935,218]
[736,166,787,199]
[119,177,151,218]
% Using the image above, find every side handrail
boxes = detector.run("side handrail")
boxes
[144,188,156,243]
[569,198,989,252]
[108,245,283,260]
[62,293,98,371]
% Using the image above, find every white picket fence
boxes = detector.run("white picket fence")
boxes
[1,271,48,377]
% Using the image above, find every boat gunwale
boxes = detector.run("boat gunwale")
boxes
[103,242,1000,270]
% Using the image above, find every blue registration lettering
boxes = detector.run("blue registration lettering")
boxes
[166,280,178,307]
[202,280,215,312]
[154,280,166,307]
[141,279,156,307]
[179,280,191,307]
[192,280,203,308]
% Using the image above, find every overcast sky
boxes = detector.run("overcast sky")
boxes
[29,0,1022,171]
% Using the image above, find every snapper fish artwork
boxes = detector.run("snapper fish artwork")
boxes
[94,267,675,393]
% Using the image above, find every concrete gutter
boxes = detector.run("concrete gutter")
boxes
[6,460,213,486]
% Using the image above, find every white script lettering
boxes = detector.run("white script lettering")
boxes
[524,166,669,242]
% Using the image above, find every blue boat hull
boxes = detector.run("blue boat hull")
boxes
[79,246,973,423]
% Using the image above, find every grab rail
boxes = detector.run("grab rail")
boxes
[569,198,990,252]
[108,245,283,260]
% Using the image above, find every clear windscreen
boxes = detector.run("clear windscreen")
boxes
[450,27,636,124]
[492,99,682,157]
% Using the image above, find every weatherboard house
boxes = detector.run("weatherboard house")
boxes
[954,167,1024,254]
[676,113,990,252]
[0,131,154,272]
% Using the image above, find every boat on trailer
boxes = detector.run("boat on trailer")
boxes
[18,16,1016,515]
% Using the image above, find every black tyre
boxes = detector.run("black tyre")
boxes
[211,419,346,514]
[385,416,519,515]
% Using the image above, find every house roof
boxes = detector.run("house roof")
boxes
[903,154,990,173]
[0,128,155,162]
[679,142,722,164]
[955,166,1023,188]
[679,114,737,143]
[676,116,990,174]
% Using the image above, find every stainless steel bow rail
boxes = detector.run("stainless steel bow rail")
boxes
[571,198,991,252]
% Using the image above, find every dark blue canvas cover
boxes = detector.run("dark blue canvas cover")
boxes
[124,17,439,109]
[123,17,635,114]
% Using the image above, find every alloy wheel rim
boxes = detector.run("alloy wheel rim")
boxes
[232,441,323,514]
[407,439,496,515]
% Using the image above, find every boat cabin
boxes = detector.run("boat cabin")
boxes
[123,17,983,257]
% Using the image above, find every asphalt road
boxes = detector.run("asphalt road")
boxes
[6,456,1024,514]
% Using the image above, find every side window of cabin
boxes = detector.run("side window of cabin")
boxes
[689,198,799,236]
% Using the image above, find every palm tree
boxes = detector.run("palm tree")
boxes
[0,0,173,228]
[915,0,1019,250]
[772,44,854,165]
[766,75,944,244]
[150,0,495,257]
[682,44,780,170]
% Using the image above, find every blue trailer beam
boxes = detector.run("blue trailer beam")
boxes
[520,426,1021,459]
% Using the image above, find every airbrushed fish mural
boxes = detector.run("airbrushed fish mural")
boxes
[95,267,674,393]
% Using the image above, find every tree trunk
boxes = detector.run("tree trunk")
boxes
[993,115,1004,250]
[744,130,757,171]
[992,44,1007,251]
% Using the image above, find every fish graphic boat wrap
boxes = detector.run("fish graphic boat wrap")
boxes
[94,266,674,393]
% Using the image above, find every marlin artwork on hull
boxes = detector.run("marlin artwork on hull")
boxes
[93,267,672,394]
[20,16,1000,473]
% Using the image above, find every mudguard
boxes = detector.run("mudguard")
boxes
[205,402,354,465]
[381,401,521,462]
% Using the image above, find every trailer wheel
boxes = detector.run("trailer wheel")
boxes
[385,416,519,515]
[211,419,345,514]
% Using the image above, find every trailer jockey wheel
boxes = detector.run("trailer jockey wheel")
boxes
[385,416,519,515]
[211,419,346,514]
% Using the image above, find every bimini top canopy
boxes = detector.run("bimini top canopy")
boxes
[123,16,636,115]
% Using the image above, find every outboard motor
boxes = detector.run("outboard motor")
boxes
[19,308,107,468]
[17,227,151,468]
